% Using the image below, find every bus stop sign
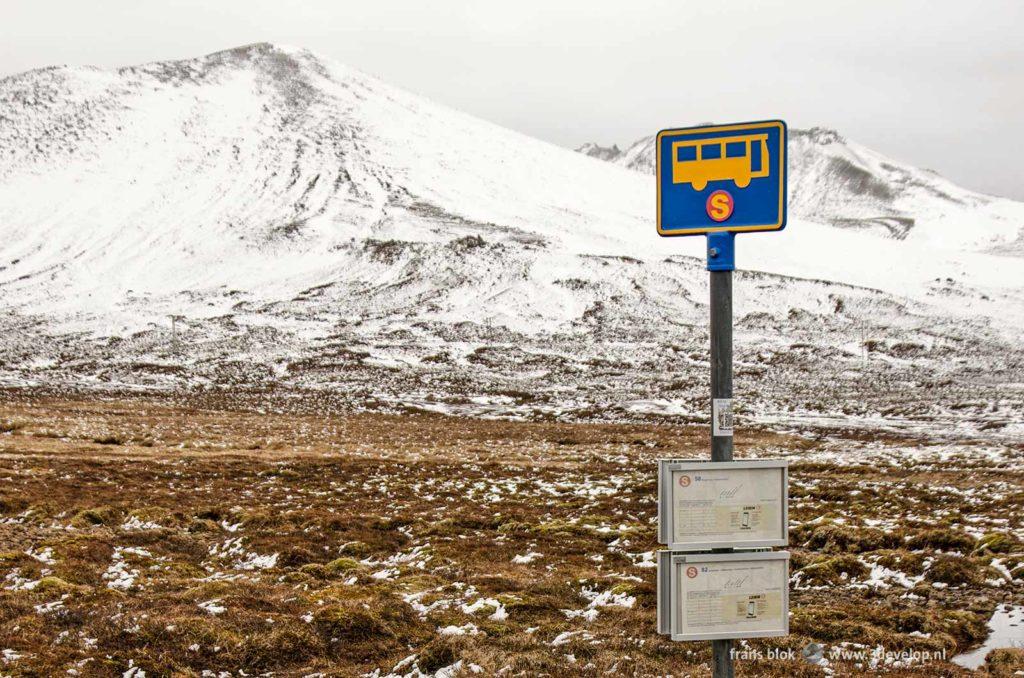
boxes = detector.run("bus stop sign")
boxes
[657,120,787,237]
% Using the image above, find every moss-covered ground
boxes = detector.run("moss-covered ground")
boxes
[0,392,1021,676]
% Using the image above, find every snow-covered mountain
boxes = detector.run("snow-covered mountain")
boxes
[578,129,1024,251]
[1,43,1021,439]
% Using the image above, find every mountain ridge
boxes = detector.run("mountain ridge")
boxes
[1,42,1021,439]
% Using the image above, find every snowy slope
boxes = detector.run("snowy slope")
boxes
[578,128,1024,253]
[1,43,1022,439]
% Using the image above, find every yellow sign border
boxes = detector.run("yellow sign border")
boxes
[656,120,786,237]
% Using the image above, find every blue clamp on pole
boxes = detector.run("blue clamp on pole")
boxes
[706,231,735,272]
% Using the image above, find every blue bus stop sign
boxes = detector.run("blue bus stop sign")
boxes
[656,120,787,240]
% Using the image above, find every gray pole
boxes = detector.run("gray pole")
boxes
[710,267,734,678]
[710,270,733,463]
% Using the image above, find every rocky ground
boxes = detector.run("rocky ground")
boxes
[4,256,1022,446]
[0,392,1021,676]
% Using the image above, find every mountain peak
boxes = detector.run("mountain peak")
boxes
[575,142,622,162]
[793,126,845,145]
[202,41,316,63]
[111,41,329,82]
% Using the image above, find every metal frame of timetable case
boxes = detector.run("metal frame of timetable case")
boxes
[657,548,772,635]
[659,550,790,641]
[657,459,789,551]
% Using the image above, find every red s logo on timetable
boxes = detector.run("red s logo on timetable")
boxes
[678,475,691,487]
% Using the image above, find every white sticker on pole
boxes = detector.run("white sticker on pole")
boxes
[712,398,733,436]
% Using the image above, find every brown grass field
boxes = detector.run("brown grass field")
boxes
[0,391,1022,677]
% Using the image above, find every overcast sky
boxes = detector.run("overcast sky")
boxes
[4,1,1023,199]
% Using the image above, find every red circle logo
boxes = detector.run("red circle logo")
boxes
[686,566,698,578]
[706,190,734,222]
[678,475,691,488]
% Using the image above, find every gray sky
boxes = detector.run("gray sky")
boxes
[4,0,1023,199]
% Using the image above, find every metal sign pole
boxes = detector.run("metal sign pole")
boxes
[707,231,735,678]
[655,120,786,671]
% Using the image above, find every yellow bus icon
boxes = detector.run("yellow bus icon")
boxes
[671,134,770,191]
